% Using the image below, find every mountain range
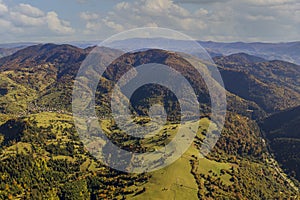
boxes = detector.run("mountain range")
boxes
[200,41,300,65]
[1,40,300,65]
[0,43,299,199]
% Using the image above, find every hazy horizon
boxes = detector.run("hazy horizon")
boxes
[1,39,300,48]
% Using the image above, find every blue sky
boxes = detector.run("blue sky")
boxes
[0,0,299,43]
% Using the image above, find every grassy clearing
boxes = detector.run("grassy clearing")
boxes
[0,73,37,113]
[80,158,91,171]
[130,155,198,200]
[4,142,32,155]
[26,112,73,140]
[128,118,232,199]
[27,112,73,127]
[196,158,233,186]
[52,155,75,162]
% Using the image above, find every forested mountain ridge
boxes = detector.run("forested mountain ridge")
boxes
[0,44,299,199]
[214,53,300,113]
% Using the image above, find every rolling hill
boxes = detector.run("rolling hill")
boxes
[0,44,299,199]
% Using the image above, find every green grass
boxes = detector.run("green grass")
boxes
[0,73,37,113]
[130,155,198,200]
[3,142,32,155]
[127,118,232,199]
[52,155,75,162]
[1,112,295,199]
[26,112,73,139]
[196,158,233,186]
[80,158,91,171]
[27,112,73,126]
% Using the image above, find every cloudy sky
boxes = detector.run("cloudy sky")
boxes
[0,0,299,43]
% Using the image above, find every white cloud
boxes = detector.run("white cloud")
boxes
[226,0,300,41]
[174,0,230,4]
[0,18,23,35]
[79,11,102,34]
[145,22,159,27]
[115,2,130,10]
[246,14,275,21]
[80,12,99,20]
[47,11,75,35]
[140,0,190,17]
[0,1,75,38]
[142,0,173,13]
[270,2,300,22]
[97,0,297,42]
[10,11,45,27]
[245,0,297,6]
[194,8,209,17]
[16,3,44,17]
[0,18,11,30]
[80,0,208,34]
[103,18,124,32]
[8,3,45,27]
[0,0,299,42]
[0,1,8,15]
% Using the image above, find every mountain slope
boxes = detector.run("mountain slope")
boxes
[0,112,149,199]
[261,106,300,180]
[215,53,300,113]
[0,44,122,113]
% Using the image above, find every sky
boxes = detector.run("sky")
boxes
[0,0,299,43]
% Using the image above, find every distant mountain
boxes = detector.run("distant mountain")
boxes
[214,53,300,113]
[201,41,300,65]
[0,47,25,58]
[68,41,101,48]
[261,106,300,180]
[7,39,299,65]
[2,40,300,64]
[0,43,39,58]
[0,42,38,49]
[214,53,267,65]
